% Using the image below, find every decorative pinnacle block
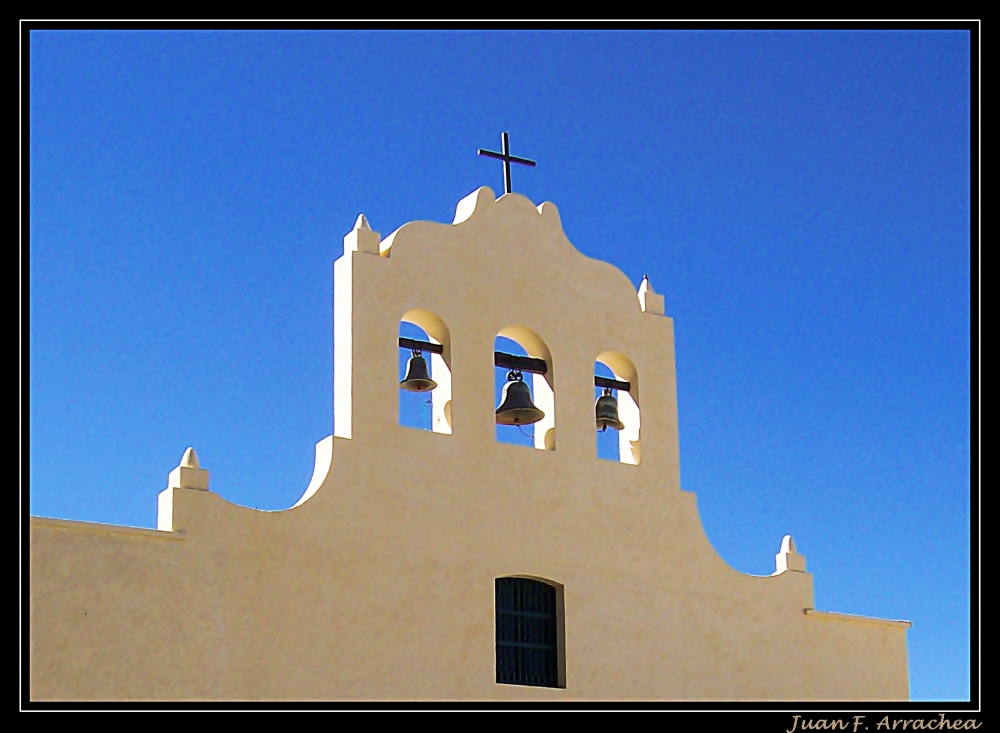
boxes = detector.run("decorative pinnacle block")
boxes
[344,213,381,255]
[774,534,807,574]
[638,275,665,315]
[168,447,210,491]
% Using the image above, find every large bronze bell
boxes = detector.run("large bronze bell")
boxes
[595,387,625,432]
[496,370,545,425]
[400,350,437,392]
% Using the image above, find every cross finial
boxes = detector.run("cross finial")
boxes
[478,132,536,195]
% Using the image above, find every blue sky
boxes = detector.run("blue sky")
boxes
[28,29,973,702]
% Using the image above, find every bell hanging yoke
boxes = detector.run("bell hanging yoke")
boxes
[399,337,633,430]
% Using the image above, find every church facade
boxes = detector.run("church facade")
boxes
[29,187,911,700]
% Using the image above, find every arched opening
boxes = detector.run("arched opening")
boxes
[494,326,554,451]
[595,351,640,465]
[399,309,452,434]
[495,576,566,688]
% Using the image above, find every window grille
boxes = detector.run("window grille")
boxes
[495,577,559,688]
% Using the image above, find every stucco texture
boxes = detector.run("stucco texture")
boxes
[30,188,909,701]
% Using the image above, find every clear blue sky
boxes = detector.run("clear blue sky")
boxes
[28,29,973,702]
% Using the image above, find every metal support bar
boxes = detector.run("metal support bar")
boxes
[495,351,548,374]
[398,337,443,354]
[595,376,631,392]
[399,340,629,391]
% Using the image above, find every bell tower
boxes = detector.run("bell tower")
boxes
[332,185,682,483]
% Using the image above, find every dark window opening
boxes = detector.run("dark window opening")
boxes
[495,577,559,688]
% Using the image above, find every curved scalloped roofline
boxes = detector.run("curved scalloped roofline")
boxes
[376,187,645,318]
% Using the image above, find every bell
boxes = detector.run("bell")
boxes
[595,388,624,432]
[400,350,437,392]
[495,371,545,425]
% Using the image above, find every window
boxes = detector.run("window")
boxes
[495,577,560,688]
[595,360,621,461]
[594,351,641,465]
[398,309,452,434]
[494,326,555,451]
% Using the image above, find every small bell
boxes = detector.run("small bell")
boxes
[400,350,437,392]
[495,371,545,425]
[595,387,624,432]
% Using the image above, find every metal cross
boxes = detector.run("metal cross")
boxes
[478,132,536,195]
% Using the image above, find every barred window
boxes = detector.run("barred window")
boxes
[495,577,559,688]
